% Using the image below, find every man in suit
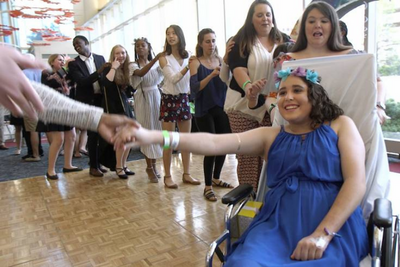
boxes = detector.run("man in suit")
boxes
[68,35,108,177]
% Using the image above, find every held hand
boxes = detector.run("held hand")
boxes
[112,124,153,150]
[97,114,140,143]
[0,45,47,118]
[291,234,331,261]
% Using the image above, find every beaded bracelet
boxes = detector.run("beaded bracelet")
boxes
[162,130,170,150]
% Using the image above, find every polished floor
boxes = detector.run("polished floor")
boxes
[0,153,399,267]
[0,154,238,267]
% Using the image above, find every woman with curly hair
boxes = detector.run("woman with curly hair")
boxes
[112,67,368,265]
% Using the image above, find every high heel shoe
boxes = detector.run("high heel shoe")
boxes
[152,163,161,179]
[115,168,128,179]
[146,167,159,183]
[123,167,135,176]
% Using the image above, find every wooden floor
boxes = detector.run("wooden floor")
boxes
[1,153,399,267]
[0,154,238,267]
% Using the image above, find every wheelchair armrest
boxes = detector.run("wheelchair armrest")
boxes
[373,198,393,228]
[222,184,253,205]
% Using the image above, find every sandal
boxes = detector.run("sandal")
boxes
[182,173,201,185]
[116,167,128,179]
[204,188,217,202]
[212,179,234,188]
[164,175,178,189]
[146,167,159,183]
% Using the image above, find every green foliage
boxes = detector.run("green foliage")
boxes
[379,54,400,76]
[382,99,400,132]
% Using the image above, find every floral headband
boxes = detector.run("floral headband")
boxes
[274,67,319,89]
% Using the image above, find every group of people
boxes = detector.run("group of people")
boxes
[0,0,389,265]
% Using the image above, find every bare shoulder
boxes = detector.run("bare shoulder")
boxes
[330,115,357,135]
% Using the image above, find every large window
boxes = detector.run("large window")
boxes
[376,0,400,141]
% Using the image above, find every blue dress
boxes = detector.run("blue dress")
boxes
[225,124,368,267]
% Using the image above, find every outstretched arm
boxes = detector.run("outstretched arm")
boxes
[133,52,164,77]
[0,45,46,118]
[112,124,279,158]
[291,116,366,261]
[31,81,137,142]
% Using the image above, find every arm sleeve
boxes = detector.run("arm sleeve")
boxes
[162,62,184,84]
[219,61,231,85]
[130,63,142,89]
[32,81,103,132]
[189,74,201,99]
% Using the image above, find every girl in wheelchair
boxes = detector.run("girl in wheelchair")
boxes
[113,67,369,266]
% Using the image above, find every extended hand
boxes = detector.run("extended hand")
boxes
[97,114,140,143]
[0,45,47,118]
[246,78,266,101]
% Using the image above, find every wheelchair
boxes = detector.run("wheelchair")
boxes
[206,184,399,266]
[206,54,398,266]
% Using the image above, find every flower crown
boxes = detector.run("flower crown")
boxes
[274,67,320,89]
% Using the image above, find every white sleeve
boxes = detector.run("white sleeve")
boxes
[219,61,231,85]
[32,81,103,132]
[161,63,184,84]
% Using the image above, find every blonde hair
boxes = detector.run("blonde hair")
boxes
[108,45,131,86]
[48,54,63,67]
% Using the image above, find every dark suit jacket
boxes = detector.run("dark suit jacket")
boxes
[68,53,106,105]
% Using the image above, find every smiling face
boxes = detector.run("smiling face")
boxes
[113,46,127,64]
[277,75,312,124]
[200,33,216,56]
[305,8,332,48]
[51,55,65,71]
[252,3,273,37]
[73,38,90,57]
[135,40,149,58]
[166,27,179,47]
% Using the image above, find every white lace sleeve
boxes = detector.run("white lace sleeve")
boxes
[31,81,103,132]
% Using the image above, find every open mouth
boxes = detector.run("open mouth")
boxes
[313,32,323,37]
[285,105,298,110]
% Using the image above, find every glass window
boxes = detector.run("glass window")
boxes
[376,0,400,141]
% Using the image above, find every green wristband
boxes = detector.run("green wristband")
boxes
[162,130,170,150]
[242,80,251,90]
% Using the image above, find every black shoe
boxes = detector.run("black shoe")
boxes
[99,166,108,173]
[89,168,104,177]
[22,154,32,160]
[46,172,59,180]
[116,168,128,179]
[63,167,83,173]
[124,167,135,176]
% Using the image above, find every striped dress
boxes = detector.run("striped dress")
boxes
[130,62,163,159]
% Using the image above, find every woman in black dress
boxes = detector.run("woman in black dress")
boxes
[37,54,82,179]
[101,45,135,179]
